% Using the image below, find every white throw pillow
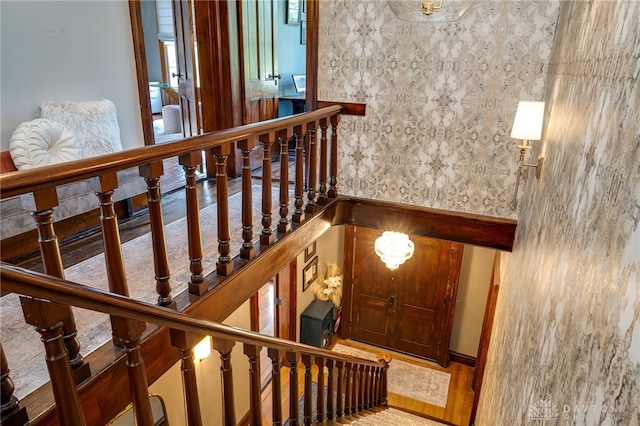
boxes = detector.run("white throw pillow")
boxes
[9,118,82,170]
[37,99,123,158]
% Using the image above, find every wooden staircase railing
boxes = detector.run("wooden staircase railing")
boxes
[1,263,390,426]
[0,106,346,425]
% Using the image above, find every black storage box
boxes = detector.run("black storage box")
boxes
[300,299,334,348]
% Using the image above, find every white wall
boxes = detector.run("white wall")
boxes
[450,245,494,356]
[0,1,144,152]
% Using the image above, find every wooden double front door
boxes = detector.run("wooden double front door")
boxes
[343,226,463,367]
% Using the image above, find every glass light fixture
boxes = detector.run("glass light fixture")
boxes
[511,101,545,210]
[194,336,212,361]
[388,0,474,23]
[374,231,415,270]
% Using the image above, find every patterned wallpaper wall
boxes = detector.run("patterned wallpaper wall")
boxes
[317,0,559,219]
[477,2,639,425]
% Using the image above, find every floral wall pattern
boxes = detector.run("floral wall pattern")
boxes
[317,0,559,219]
[478,1,639,424]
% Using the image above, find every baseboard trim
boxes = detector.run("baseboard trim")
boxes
[449,351,476,368]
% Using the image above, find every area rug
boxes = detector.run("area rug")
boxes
[331,343,451,408]
[1,185,293,399]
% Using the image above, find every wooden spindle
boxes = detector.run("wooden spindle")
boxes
[326,358,335,420]
[358,365,365,412]
[344,363,352,417]
[277,132,291,233]
[1,343,28,426]
[211,146,234,276]
[139,161,175,309]
[302,354,313,425]
[19,298,85,425]
[268,348,284,426]
[95,173,153,425]
[328,114,340,198]
[286,351,300,426]
[237,139,256,259]
[351,364,359,414]
[179,152,207,295]
[365,365,372,409]
[292,125,306,223]
[243,344,262,426]
[335,360,344,418]
[27,188,90,383]
[170,330,204,426]
[305,123,318,214]
[317,118,328,205]
[213,339,236,426]
[371,366,379,406]
[260,134,275,245]
[315,356,325,423]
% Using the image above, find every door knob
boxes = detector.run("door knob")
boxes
[388,295,395,307]
[268,74,282,79]
[172,72,183,79]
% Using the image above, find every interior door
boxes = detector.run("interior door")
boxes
[349,227,464,366]
[239,0,280,170]
[172,0,201,137]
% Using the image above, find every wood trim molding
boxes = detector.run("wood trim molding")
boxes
[448,351,476,368]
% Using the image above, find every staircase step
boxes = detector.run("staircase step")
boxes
[347,407,449,426]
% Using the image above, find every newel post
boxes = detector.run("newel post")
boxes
[377,353,392,407]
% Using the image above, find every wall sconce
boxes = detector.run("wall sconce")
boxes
[374,231,415,270]
[194,336,212,362]
[388,0,474,22]
[511,101,545,210]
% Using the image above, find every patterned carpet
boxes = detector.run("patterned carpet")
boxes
[332,343,451,408]
[1,185,292,399]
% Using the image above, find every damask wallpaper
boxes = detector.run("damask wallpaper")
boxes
[317,0,559,219]
[477,1,639,424]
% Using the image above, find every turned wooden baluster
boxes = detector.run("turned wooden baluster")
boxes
[213,339,236,426]
[305,122,318,214]
[286,351,300,426]
[315,356,325,423]
[169,330,204,426]
[343,362,352,417]
[1,343,29,426]
[317,118,329,205]
[365,365,372,409]
[326,358,335,420]
[260,133,275,245]
[268,348,284,426]
[377,353,391,406]
[371,366,379,406]
[328,114,340,198]
[277,130,292,233]
[243,344,262,426]
[95,173,154,425]
[351,364,359,414]
[139,161,175,308]
[212,146,234,276]
[358,365,365,412]
[26,188,91,384]
[301,354,313,425]
[180,152,207,295]
[335,360,345,418]
[19,299,85,425]
[238,139,256,259]
[292,124,306,223]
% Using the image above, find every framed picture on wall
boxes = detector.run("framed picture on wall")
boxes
[287,0,300,25]
[304,241,316,262]
[303,256,318,291]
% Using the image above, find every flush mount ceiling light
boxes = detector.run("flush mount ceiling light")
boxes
[374,231,415,271]
[388,0,474,23]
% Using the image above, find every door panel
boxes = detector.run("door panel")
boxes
[348,226,463,366]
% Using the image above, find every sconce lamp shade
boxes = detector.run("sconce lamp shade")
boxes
[510,101,545,140]
[374,231,415,270]
[194,336,212,361]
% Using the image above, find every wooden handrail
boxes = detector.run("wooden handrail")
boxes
[0,262,384,369]
[0,105,343,199]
